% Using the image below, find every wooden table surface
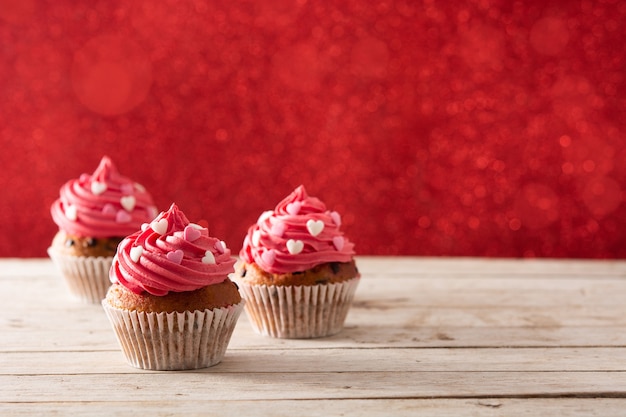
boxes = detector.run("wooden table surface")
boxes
[2,257,626,416]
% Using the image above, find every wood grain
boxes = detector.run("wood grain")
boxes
[2,257,626,416]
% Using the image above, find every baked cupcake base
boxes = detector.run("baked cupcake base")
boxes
[102,301,244,370]
[239,277,359,339]
[47,247,113,303]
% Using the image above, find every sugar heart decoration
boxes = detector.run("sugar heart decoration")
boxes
[214,240,226,254]
[330,211,342,227]
[120,183,134,195]
[184,225,201,242]
[91,181,107,195]
[306,219,324,237]
[65,205,77,221]
[141,223,149,231]
[333,236,345,251]
[252,230,261,246]
[116,210,132,223]
[130,246,143,263]
[261,249,276,265]
[134,182,146,192]
[188,222,203,230]
[120,196,136,212]
[151,218,168,235]
[270,221,285,237]
[102,204,116,215]
[286,239,304,255]
[202,250,215,264]
[286,201,301,215]
[258,210,273,223]
[166,249,184,264]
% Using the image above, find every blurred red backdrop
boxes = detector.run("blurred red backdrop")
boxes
[1,0,624,258]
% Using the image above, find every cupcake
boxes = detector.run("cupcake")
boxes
[236,185,360,338]
[48,156,158,303]
[102,203,244,370]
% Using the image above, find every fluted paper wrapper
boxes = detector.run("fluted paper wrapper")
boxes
[239,277,359,339]
[102,301,244,370]
[47,247,113,304]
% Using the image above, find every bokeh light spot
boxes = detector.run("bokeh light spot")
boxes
[514,183,560,230]
[272,42,322,92]
[459,25,504,70]
[418,216,431,229]
[581,176,622,218]
[562,162,574,175]
[71,35,152,116]
[0,0,34,24]
[509,218,522,231]
[350,35,389,78]
[215,128,229,141]
[530,17,569,55]
[559,135,572,148]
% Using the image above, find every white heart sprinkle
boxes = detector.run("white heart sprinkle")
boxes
[141,223,149,231]
[134,182,146,192]
[286,239,304,255]
[120,195,136,212]
[188,222,203,230]
[65,205,77,221]
[252,230,261,246]
[202,250,215,264]
[151,218,168,235]
[306,219,324,237]
[130,246,143,263]
[258,210,273,224]
[91,181,107,195]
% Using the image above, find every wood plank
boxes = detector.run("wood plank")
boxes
[3,371,626,402]
[2,258,626,416]
[356,256,626,277]
[3,398,626,417]
[3,298,624,327]
[2,257,626,279]
[4,324,626,352]
[5,275,626,308]
[7,276,626,307]
[2,347,626,375]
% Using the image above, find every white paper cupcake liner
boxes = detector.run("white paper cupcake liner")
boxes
[101,301,244,370]
[239,277,360,339]
[47,247,113,304]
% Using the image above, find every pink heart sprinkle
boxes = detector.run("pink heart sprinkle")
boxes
[214,240,226,254]
[120,183,134,195]
[116,210,132,223]
[270,221,286,237]
[330,211,342,227]
[166,250,184,264]
[102,204,116,215]
[261,249,276,266]
[286,201,301,215]
[333,236,345,251]
[183,225,201,242]
[79,173,90,182]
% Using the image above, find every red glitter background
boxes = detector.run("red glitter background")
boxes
[1,0,624,258]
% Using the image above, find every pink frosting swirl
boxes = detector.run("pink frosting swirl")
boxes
[240,185,356,274]
[111,203,236,295]
[50,156,158,238]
